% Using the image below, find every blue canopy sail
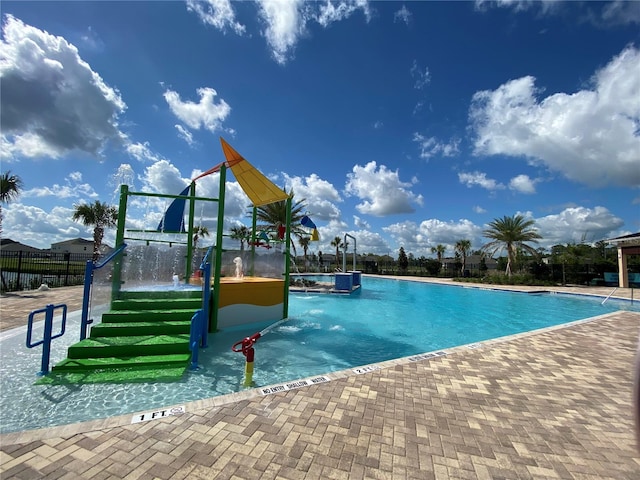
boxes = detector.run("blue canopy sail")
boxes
[157,185,190,232]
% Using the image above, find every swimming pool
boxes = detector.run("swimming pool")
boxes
[1,277,637,434]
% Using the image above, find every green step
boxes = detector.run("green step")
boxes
[110,298,202,311]
[101,309,198,323]
[117,290,201,300]
[90,320,192,337]
[67,335,191,359]
[37,366,189,385]
[51,353,191,372]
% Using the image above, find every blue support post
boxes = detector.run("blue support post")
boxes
[80,260,93,340]
[189,309,204,370]
[26,304,67,376]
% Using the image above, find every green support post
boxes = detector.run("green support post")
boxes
[112,184,129,300]
[282,196,292,318]
[211,164,226,332]
[185,181,196,282]
[250,207,257,276]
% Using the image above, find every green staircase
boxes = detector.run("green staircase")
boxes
[38,290,203,385]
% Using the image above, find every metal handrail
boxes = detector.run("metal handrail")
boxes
[26,303,68,375]
[80,243,127,340]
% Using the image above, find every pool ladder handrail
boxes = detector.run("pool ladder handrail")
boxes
[80,243,127,340]
[26,303,68,376]
[601,287,618,305]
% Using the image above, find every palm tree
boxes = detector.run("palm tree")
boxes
[72,201,118,261]
[229,225,251,251]
[0,170,23,235]
[192,225,210,251]
[455,239,472,276]
[254,189,307,256]
[331,236,344,270]
[298,236,310,271]
[482,214,542,277]
[431,244,446,264]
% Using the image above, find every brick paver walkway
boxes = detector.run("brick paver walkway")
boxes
[1,282,639,479]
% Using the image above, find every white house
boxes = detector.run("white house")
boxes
[50,238,94,255]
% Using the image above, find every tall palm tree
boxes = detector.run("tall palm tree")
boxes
[431,244,446,264]
[482,214,542,277]
[254,189,307,256]
[330,236,344,270]
[192,225,210,251]
[455,239,472,276]
[0,170,23,235]
[72,201,118,261]
[229,225,251,251]
[298,236,311,271]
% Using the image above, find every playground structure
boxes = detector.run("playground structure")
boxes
[33,138,298,384]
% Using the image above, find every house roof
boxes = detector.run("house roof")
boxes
[607,232,640,245]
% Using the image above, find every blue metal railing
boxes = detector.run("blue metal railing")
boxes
[189,309,205,370]
[187,245,214,369]
[26,303,68,375]
[80,243,127,340]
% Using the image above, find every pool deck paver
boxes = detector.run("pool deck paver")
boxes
[1,279,639,479]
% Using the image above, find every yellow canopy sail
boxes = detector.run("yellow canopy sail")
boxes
[220,138,289,207]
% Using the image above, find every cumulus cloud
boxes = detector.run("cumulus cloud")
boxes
[126,142,168,164]
[509,174,537,194]
[353,215,370,229]
[345,161,423,216]
[22,172,99,200]
[534,206,625,245]
[0,15,126,159]
[458,171,504,191]
[470,46,640,188]
[282,172,342,221]
[253,0,370,64]
[163,87,231,133]
[186,0,246,34]
[413,133,460,159]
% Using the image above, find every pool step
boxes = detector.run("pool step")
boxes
[101,309,198,323]
[51,353,191,372]
[45,291,205,385]
[68,335,191,359]
[110,298,202,311]
[89,320,192,337]
[37,366,190,385]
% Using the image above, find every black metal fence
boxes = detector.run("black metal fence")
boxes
[0,250,93,293]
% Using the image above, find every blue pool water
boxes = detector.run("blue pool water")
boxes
[1,277,638,434]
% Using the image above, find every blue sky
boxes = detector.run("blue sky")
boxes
[1,0,639,259]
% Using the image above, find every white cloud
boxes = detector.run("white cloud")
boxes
[509,174,537,194]
[282,172,342,222]
[473,205,487,214]
[413,133,459,159]
[254,0,370,64]
[0,15,126,159]
[186,0,246,34]
[344,161,423,216]
[163,87,231,133]
[458,171,505,191]
[175,125,195,146]
[394,5,412,25]
[353,215,370,229]
[470,46,640,188]
[534,206,625,246]
[410,60,431,90]
[22,172,99,200]
[126,142,168,164]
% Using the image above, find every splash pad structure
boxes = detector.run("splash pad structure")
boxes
[37,138,296,384]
